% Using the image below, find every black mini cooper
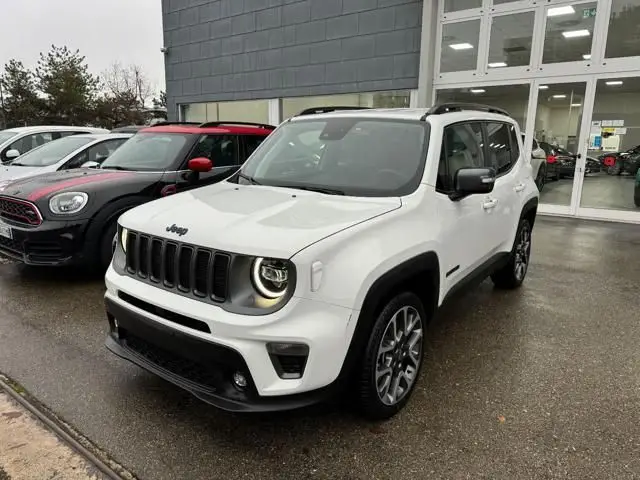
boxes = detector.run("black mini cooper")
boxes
[0,121,274,270]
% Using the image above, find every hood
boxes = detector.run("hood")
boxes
[119,182,401,259]
[0,165,45,184]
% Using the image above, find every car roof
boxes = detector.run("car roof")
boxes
[287,106,515,126]
[1,126,108,134]
[69,133,133,141]
[140,121,275,136]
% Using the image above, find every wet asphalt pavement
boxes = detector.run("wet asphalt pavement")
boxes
[0,216,639,479]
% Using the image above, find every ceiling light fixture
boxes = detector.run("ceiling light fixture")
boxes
[605,80,623,86]
[539,85,549,90]
[562,29,590,38]
[470,89,486,93]
[548,5,576,17]
[571,103,582,107]
[552,94,567,99]
[582,54,591,60]
[449,43,474,50]
[488,62,507,68]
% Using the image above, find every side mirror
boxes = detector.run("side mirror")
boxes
[450,167,495,200]
[188,157,213,173]
[5,149,20,160]
[81,161,100,169]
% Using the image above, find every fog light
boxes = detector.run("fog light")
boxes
[232,371,247,389]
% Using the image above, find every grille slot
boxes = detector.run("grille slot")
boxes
[124,231,232,304]
[0,197,42,226]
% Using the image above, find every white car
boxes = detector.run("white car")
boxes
[104,104,539,419]
[0,133,132,186]
[0,126,108,163]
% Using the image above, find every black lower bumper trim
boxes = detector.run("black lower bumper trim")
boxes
[105,296,334,412]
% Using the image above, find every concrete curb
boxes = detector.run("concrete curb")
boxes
[0,374,135,480]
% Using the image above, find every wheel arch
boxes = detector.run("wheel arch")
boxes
[337,251,440,381]
[83,194,148,246]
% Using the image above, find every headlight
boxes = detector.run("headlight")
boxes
[49,191,88,214]
[251,257,290,299]
[120,227,129,253]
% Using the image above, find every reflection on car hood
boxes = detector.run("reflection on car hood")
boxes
[119,182,402,259]
[0,165,43,183]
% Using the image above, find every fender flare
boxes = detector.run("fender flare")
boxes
[336,251,440,381]
[83,195,148,248]
[520,197,539,227]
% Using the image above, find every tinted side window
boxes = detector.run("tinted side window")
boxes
[244,135,266,159]
[486,122,518,175]
[188,135,239,168]
[437,122,485,192]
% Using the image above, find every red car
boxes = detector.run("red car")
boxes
[0,121,275,270]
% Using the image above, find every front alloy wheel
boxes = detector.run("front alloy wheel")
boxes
[375,306,423,406]
[357,292,426,420]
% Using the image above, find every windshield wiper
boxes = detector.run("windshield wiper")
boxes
[276,184,345,195]
[101,165,131,171]
[237,171,261,185]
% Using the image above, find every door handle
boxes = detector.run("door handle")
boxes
[482,199,498,210]
[514,183,526,192]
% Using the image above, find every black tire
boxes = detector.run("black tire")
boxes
[97,220,118,272]
[356,292,426,420]
[607,164,621,175]
[535,164,546,191]
[491,218,532,290]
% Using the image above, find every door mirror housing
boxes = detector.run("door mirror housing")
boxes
[5,149,20,160]
[450,167,496,200]
[80,161,100,169]
[188,157,213,173]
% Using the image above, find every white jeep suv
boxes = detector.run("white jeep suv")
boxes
[104,104,539,419]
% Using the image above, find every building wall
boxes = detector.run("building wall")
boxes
[162,0,423,119]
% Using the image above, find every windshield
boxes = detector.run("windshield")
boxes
[11,136,93,167]
[100,132,191,171]
[0,132,18,145]
[237,118,429,197]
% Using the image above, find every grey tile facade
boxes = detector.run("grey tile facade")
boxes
[162,0,423,119]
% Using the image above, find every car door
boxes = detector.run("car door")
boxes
[484,121,523,252]
[174,134,241,193]
[435,122,498,294]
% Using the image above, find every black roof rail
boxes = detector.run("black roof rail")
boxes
[297,106,372,116]
[199,121,276,130]
[110,125,146,133]
[147,121,201,127]
[422,103,510,119]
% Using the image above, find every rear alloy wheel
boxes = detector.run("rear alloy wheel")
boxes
[357,292,426,420]
[491,218,532,289]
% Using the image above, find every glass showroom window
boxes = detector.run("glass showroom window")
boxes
[281,91,410,120]
[542,2,598,64]
[181,100,270,124]
[439,20,481,73]
[581,76,640,212]
[488,12,535,69]
[436,84,530,129]
[444,0,482,13]
[605,0,640,58]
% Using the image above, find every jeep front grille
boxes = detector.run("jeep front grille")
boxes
[124,231,231,302]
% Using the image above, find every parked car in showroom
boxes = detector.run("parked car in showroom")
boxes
[104,103,539,419]
[522,134,547,190]
[635,168,640,207]
[539,142,601,179]
[0,126,109,163]
[0,133,131,187]
[599,148,640,176]
[0,121,274,270]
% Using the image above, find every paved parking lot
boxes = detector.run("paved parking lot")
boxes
[0,216,639,480]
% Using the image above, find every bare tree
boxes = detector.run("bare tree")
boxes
[102,62,154,110]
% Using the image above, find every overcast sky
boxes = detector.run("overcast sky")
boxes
[1,0,166,94]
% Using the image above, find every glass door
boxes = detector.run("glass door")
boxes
[577,74,640,222]
[528,79,592,216]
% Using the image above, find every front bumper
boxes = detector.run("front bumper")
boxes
[0,218,90,266]
[104,265,357,412]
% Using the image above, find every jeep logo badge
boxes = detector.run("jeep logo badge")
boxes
[166,224,188,236]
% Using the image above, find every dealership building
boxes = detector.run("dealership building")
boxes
[162,0,640,223]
